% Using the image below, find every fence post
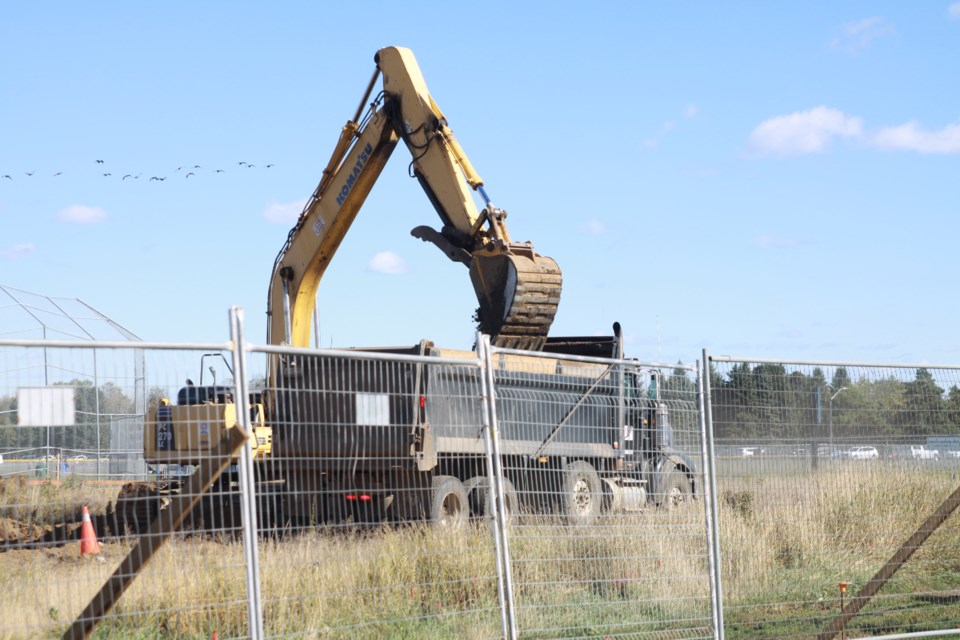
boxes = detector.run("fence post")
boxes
[230,307,264,640]
[477,333,518,640]
[700,350,725,640]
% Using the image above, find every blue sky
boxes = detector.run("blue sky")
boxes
[2,2,959,367]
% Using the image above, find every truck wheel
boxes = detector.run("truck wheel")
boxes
[561,461,602,526]
[467,477,519,525]
[659,470,692,510]
[431,475,468,528]
[464,475,484,510]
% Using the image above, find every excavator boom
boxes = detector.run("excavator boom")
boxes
[268,46,561,351]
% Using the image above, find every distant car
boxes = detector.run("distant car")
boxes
[911,445,939,460]
[40,454,58,461]
[71,455,88,462]
[846,446,879,460]
[946,450,960,459]
[741,447,765,457]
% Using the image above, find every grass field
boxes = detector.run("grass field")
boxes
[1,466,958,639]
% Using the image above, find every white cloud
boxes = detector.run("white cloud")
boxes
[751,235,802,248]
[748,107,863,155]
[580,219,606,236]
[949,3,960,20]
[368,251,409,275]
[830,16,894,52]
[871,119,960,154]
[0,243,35,259]
[642,121,675,148]
[56,205,107,224]
[643,104,698,148]
[263,198,307,224]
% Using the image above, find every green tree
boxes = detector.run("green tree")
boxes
[831,367,852,390]
[663,362,696,398]
[903,368,948,435]
[946,386,960,432]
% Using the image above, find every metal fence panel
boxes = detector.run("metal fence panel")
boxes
[0,339,256,639]
[250,344,507,639]
[707,355,960,638]
[485,345,715,639]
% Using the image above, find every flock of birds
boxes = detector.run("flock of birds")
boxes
[2,159,275,182]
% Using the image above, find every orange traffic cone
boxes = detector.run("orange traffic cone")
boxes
[80,505,101,556]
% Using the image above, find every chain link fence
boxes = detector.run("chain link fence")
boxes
[4,320,960,639]
[706,354,960,639]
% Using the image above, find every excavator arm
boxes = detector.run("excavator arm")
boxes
[267,46,561,352]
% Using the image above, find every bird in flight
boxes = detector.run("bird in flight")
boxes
[266,163,274,168]
[238,161,247,166]
[193,165,201,169]
[246,164,255,168]
[2,175,11,180]
[25,171,35,176]
[53,172,62,177]
[215,169,225,173]
[122,174,132,180]
[149,176,167,181]
[102,173,112,177]
[96,160,104,164]
[176,166,183,172]
[185,172,195,178]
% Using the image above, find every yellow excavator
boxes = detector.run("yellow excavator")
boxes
[141,46,561,488]
[136,50,698,529]
[270,45,561,353]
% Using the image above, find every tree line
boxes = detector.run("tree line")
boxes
[0,379,140,451]
[704,364,960,441]
[3,364,960,450]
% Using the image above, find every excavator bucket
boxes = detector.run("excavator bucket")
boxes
[469,248,562,351]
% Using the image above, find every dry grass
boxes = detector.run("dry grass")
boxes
[0,476,116,526]
[0,467,958,638]
[717,465,960,634]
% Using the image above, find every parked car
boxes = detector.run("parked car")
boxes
[741,447,765,457]
[846,446,879,460]
[910,445,939,460]
[946,450,960,459]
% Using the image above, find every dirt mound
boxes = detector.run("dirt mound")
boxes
[0,516,50,545]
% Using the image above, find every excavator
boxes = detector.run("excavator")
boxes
[135,46,564,528]
[269,45,561,353]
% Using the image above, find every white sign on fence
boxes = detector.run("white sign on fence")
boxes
[16,386,76,426]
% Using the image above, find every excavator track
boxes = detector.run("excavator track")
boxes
[471,252,562,351]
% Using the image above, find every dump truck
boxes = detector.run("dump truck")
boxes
[267,326,698,527]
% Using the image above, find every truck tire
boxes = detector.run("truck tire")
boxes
[431,475,468,528]
[464,475,484,513]
[561,460,602,526]
[467,476,519,525]
[658,470,692,510]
